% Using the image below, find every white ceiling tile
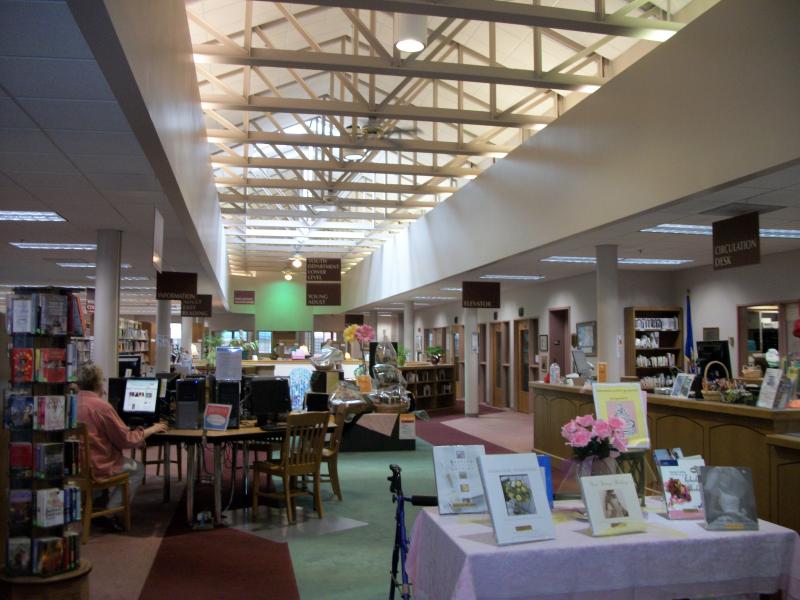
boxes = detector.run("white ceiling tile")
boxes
[72,154,153,176]
[0,128,60,153]
[0,57,114,101]
[46,201,125,230]
[104,190,168,205]
[0,151,77,174]
[85,172,162,193]
[0,98,37,128]
[19,98,130,132]
[0,2,93,59]
[8,171,91,191]
[47,130,144,156]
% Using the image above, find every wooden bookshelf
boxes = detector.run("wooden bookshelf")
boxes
[400,364,456,413]
[624,306,683,389]
[117,319,152,361]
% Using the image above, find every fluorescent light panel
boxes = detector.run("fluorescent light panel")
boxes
[10,242,95,251]
[413,296,456,301]
[0,211,65,222]
[542,256,692,265]
[642,223,800,239]
[58,262,131,268]
[479,274,544,281]
[440,287,462,292]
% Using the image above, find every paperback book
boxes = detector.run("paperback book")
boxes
[34,442,64,479]
[592,383,650,448]
[38,293,68,335]
[580,473,646,536]
[10,442,33,479]
[11,347,34,383]
[36,348,66,383]
[34,395,66,431]
[477,453,555,545]
[657,456,705,519]
[4,394,34,429]
[11,296,35,334]
[34,488,65,528]
[32,536,65,576]
[432,445,487,514]
[757,368,783,409]
[6,537,31,574]
[700,466,758,531]
[9,489,33,535]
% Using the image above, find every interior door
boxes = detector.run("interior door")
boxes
[491,322,508,407]
[548,308,570,376]
[515,320,531,413]
[452,325,464,399]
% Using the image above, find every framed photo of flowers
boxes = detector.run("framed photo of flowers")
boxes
[476,453,555,546]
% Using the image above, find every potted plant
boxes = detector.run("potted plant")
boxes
[426,346,443,365]
[397,345,408,367]
[203,333,223,367]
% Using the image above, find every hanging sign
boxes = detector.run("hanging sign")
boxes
[306,283,341,306]
[306,258,341,282]
[712,212,760,271]
[181,294,212,317]
[85,288,95,314]
[462,281,500,309]
[344,313,365,325]
[233,290,255,305]
[156,271,197,300]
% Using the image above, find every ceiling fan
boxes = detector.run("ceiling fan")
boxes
[345,116,421,141]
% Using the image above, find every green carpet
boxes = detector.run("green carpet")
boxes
[289,441,437,600]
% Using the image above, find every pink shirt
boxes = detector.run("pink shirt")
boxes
[77,390,146,479]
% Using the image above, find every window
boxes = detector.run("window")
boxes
[258,331,272,354]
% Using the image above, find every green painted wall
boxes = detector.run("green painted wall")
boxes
[229,278,341,331]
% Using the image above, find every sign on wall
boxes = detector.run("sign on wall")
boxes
[462,281,501,309]
[233,290,255,305]
[306,282,341,306]
[712,212,760,270]
[181,294,212,317]
[156,271,197,300]
[306,258,341,282]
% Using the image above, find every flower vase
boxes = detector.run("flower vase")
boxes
[555,455,620,501]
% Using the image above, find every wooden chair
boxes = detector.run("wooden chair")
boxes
[320,409,347,500]
[251,411,327,524]
[129,442,182,483]
[73,423,131,544]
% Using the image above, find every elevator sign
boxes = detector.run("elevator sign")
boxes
[712,212,760,271]
[462,281,500,309]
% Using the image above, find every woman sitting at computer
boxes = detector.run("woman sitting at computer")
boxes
[76,364,167,521]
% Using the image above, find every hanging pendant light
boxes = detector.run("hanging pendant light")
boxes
[394,13,427,53]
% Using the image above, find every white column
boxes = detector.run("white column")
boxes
[596,244,621,382]
[181,316,194,356]
[403,301,414,357]
[155,300,171,372]
[464,307,479,417]
[95,230,121,392]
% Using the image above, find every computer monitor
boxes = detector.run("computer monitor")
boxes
[571,349,593,379]
[120,377,159,426]
[249,377,291,426]
[118,354,142,378]
[107,377,127,413]
[695,341,732,377]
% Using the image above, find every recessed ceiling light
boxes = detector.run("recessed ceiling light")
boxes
[10,242,95,251]
[642,223,800,239]
[440,287,462,292]
[0,211,65,222]
[541,256,692,265]
[87,275,149,281]
[343,149,365,162]
[58,262,131,268]
[394,14,427,53]
[479,274,545,281]
[413,296,455,301]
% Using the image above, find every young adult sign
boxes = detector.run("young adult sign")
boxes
[306,257,341,306]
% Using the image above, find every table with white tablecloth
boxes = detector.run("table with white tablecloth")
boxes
[407,501,800,600]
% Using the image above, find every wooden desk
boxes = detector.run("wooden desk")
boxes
[768,433,800,533]
[530,383,800,526]
[155,417,336,526]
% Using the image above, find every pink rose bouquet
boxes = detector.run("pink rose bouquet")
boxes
[560,414,628,460]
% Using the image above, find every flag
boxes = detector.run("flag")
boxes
[685,291,695,373]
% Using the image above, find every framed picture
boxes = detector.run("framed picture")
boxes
[580,473,645,537]
[576,321,597,355]
[538,334,548,352]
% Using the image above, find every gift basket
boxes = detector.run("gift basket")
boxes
[701,360,730,402]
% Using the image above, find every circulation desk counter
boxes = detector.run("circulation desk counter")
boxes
[530,382,800,528]
[241,359,362,378]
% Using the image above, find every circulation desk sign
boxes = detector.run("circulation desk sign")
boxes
[712,212,760,271]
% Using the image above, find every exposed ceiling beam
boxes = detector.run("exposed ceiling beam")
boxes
[193,47,605,91]
[206,129,513,156]
[218,193,437,208]
[221,207,416,220]
[211,155,482,177]
[259,0,683,40]
[215,177,458,194]
[201,95,554,127]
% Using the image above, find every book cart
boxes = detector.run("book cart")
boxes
[1,287,92,599]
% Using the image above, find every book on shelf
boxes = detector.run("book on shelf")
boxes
[700,466,758,531]
[63,485,82,523]
[37,293,68,336]
[9,489,33,535]
[67,293,86,337]
[34,395,67,431]
[32,536,65,576]
[6,537,31,575]
[4,394,34,429]
[11,347,34,383]
[66,342,78,382]
[10,441,33,479]
[64,440,80,476]
[655,451,705,520]
[34,442,64,479]
[580,473,646,536]
[433,445,487,515]
[477,452,555,546]
[35,348,66,383]
[34,488,65,528]
[11,295,35,334]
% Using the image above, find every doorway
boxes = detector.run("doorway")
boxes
[548,308,570,376]
[451,325,464,399]
[490,321,509,408]
[514,319,535,413]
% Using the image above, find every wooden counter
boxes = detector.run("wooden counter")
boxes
[767,433,800,532]
[531,382,800,527]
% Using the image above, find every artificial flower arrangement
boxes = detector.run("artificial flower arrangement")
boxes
[560,414,628,460]
[343,323,376,375]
